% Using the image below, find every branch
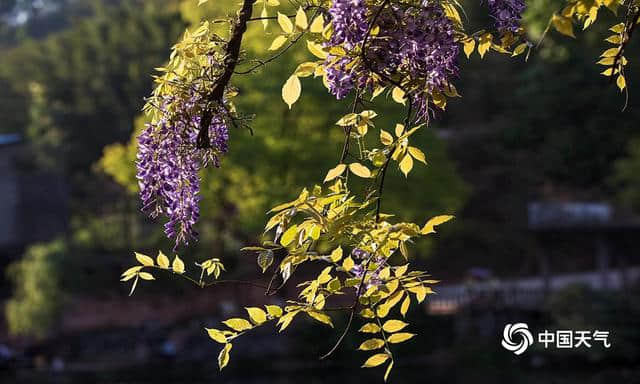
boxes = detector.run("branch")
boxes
[609,5,640,85]
[235,7,321,75]
[197,0,257,149]
[375,101,412,221]
[234,30,308,75]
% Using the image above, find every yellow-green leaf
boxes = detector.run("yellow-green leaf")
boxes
[463,38,475,58]
[391,87,406,105]
[306,311,334,327]
[359,323,381,333]
[330,247,343,262]
[121,272,136,282]
[294,62,317,77]
[512,42,527,57]
[282,75,301,109]
[268,35,288,51]
[617,75,626,91]
[310,15,324,33]
[360,308,375,318]
[206,328,227,344]
[384,360,394,382]
[421,215,455,234]
[610,23,625,33]
[138,272,154,281]
[342,256,355,272]
[135,252,154,267]
[218,343,232,370]
[349,163,372,178]
[400,295,410,317]
[266,305,283,318]
[277,310,298,331]
[246,307,268,324]
[260,6,268,30]
[409,285,430,303]
[257,250,274,273]
[395,264,408,277]
[605,34,622,44]
[387,332,416,343]
[324,164,346,182]
[280,224,298,246]
[358,338,385,351]
[157,251,170,269]
[277,12,293,34]
[172,255,185,274]
[295,7,308,30]
[307,40,328,59]
[408,146,427,164]
[223,318,253,332]
[478,33,492,58]
[597,57,615,65]
[399,154,413,177]
[121,265,143,277]
[552,14,575,38]
[382,319,408,333]
[380,129,394,145]
[362,353,390,368]
[601,47,620,57]
[376,291,404,318]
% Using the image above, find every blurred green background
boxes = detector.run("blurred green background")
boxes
[0,0,639,383]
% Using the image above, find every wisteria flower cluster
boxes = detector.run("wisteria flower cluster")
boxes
[323,0,459,120]
[137,91,229,248]
[486,0,526,33]
[136,21,235,249]
[351,248,386,289]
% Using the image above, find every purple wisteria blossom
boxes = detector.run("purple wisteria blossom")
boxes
[487,0,526,33]
[323,0,370,99]
[136,93,228,249]
[350,248,386,292]
[323,2,459,120]
[328,0,369,50]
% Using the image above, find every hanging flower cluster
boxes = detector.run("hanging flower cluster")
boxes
[327,0,369,50]
[323,1,459,121]
[486,0,526,33]
[136,21,237,248]
[137,92,229,248]
[350,248,386,290]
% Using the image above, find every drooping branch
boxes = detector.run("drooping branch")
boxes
[609,5,640,86]
[197,0,257,148]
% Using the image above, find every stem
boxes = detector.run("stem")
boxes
[609,6,640,84]
[340,89,362,163]
[320,254,374,359]
[235,7,321,75]
[145,265,268,289]
[375,102,412,221]
[197,0,257,148]
[234,30,308,75]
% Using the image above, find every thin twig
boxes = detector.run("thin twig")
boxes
[320,254,374,359]
[340,89,362,163]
